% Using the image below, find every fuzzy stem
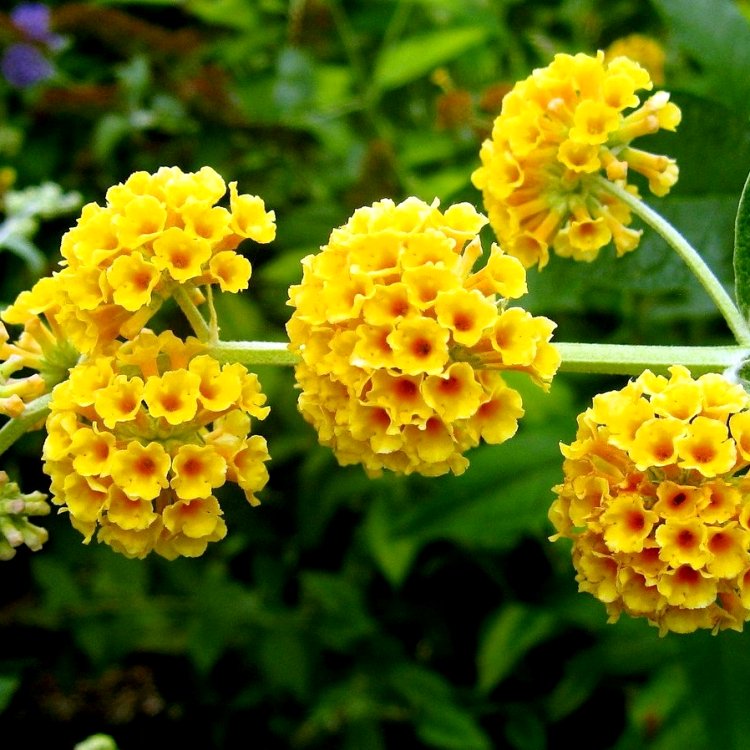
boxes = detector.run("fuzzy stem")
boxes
[172,285,214,343]
[211,341,298,367]
[210,339,747,378]
[597,178,750,346]
[556,342,745,377]
[0,393,51,457]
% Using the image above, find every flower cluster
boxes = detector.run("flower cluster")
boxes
[472,51,681,268]
[3,166,276,353]
[604,34,666,86]
[0,319,49,416]
[42,330,270,559]
[1,3,64,88]
[0,311,78,417]
[0,470,50,559]
[549,366,750,634]
[286,197,560,477]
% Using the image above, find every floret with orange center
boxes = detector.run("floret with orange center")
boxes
[110,442,171,501]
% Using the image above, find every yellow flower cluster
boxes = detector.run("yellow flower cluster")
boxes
[286,197,560,477]
[472,51,681,268]
[3,166,276,353]
[604,34,666,86]
[42,330,271,559]
[549,366,750,635]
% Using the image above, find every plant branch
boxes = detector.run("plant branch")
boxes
[209,339,748,379]
[556,342,745,377]
[211,341,298,367]
[0,393,52,457]
[597,178,750,346]
[172,285,214,343]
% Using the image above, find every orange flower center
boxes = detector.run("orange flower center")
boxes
[135,456,156,476]
[626,510,645,532]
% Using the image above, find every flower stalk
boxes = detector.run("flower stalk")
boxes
[597,178,750,347]
[211,340,748,380]
[0,392,51,457]
[555,342,746,377]
[211,340,296,367]
[172,285,214,344]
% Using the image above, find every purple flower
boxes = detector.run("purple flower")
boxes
[10,3,63,49]
[1,43,53,87]
[1,4,65,87]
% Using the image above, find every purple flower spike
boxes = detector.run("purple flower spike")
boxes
[1,43,54,87]
[10,3,64,50]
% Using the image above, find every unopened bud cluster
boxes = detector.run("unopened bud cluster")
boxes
[0,471,50,560]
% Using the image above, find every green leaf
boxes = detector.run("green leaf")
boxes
[184,0,259,29]
[676,630,750,750]
[399,131,466,168]
[643,93,750,197]
[302,678,386,739]
[274,47,316,117]
[392,426,564,552]
[416,703,491,750]
[73,735,119,750]
[611,664,694,750]
[258,629,311,699]
[301,571,376,648]
[92,114,131,163]
[91,0,178,4]
[734,169,750,322]
[0,234,45,272]
[545,661,599,724]
[314,65,354,113]
[389,663,490,749]
[185,566,261,674]
[0,674,19,713]
[387,662,453,707]
[503,704,546,750]
[652,0,750,114]
[364,490,421,587]
[527,195,739,325]
[410,166,473,203]
[476,604,556,693]
[343,720,386,750]
[32,555,85,619]
[373,27,491,92]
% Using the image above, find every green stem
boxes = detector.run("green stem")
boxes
[206,285,219,337]
[556,342,745,376]
[211,341,298,367]
[0,342,733,459]
[0,393,51,457]
[210,339,747,378]
[597,177,750,346]
[172,285,214,343]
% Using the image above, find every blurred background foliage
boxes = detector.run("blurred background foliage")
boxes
[1,0,750,748]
